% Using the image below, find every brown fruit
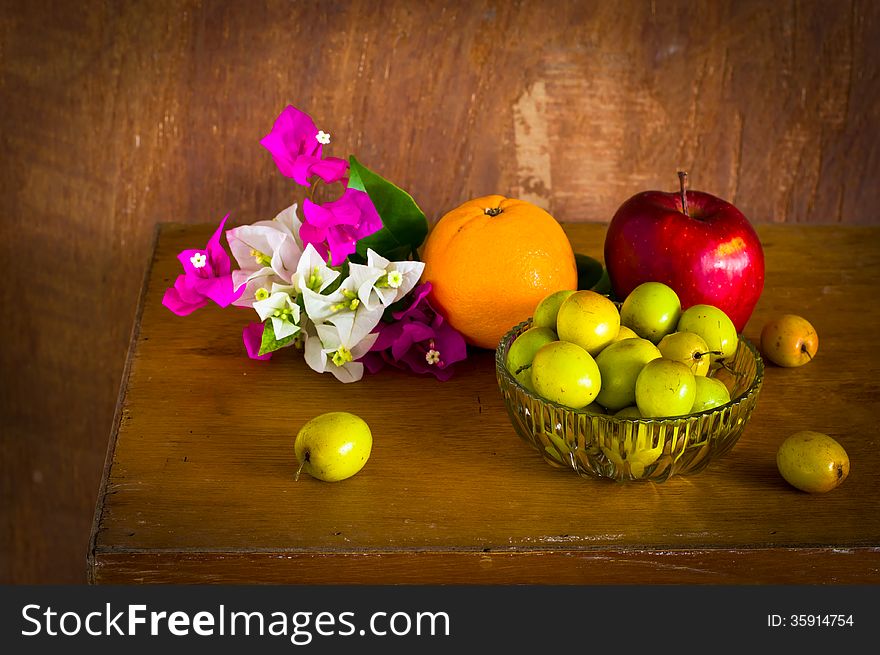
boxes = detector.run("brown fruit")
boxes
[760,314,818,367]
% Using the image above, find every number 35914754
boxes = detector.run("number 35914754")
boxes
[768,614,854,627]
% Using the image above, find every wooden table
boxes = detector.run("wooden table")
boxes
[88,223,880,584]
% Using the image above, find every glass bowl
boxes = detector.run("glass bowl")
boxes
[495,320,764,482]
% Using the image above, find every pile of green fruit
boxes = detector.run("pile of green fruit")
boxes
[505,282,738,418]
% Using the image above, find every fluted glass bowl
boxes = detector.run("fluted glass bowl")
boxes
[495,320,764,482]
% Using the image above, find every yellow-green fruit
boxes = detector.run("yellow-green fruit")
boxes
[614,406,642,419]
[533,289,576,331]
[610,325,639,343]
[294,412,373,482]
[582,402,607,414]
[690,376,731,413]
[619,281,681,344]
[505,326,557,391]
[556,290,620,355]
[635,358,697,418]
[658,331,713,376]
[776,431,850,493]
[677,304,738,361]
[594,337,662,412]
[531,340,601,409]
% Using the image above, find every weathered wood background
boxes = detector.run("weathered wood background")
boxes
[1,0,878,582]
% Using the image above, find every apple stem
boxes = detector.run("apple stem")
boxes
[802,344,814,361]
[678,171,689,217]
[694,350,722,361]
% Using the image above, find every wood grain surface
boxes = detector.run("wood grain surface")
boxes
[88,222,880,584]
[2,0,878,583]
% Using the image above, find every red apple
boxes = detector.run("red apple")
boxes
[603,173,764,333]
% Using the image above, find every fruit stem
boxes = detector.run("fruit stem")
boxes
[295,451,310,481]
[677,171,689,217]
[484,206,503,217]
[694,350,723,360]
[717,360,737,374]
[802,344,814,361]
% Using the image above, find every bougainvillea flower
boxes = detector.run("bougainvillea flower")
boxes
[353,249,425,311]
[363,282,468,381]
[290,155,350,187]
[231,268,280,310]
[300,267,382,328]
[233,201,304,264]
[253,287,301,340]
[301,188,383,265]
[293,243,341,295]
[162,214,243,316]
[303,321,380,384]
[226,203,304,307]
[242,321,272,361]
[260,105,348,186]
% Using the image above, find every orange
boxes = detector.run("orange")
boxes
[420,195,578,350]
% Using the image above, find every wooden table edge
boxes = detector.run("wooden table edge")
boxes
[88,546,880,585]
[87,223,164,584]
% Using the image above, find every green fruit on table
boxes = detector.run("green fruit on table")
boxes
[635,358,697,418]
[583,401,607,414]
[594,337,662,412]
[556,290,621,355]
[776,431,849,493]
[658,330,713,376]
[532,289,576,331]
[531,340,602,409]
[760,314,818,367]
[619,281,682,344]
[677,304,738,361]
[506,326,558,391]
[690,376,731,413]
[294,412,373,482]
[610,325,639,343]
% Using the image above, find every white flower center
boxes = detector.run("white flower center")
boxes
[425,349,441,365]
[190,252,207,269]
[332,346,353,367]
[316,130,331,145]
[386,270,403,288]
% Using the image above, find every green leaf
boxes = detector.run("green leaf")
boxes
[258,320,298,356]
[591,268,614,298]
[575,253,615,299]
[322,260,349,295]
[575,253,604,290]
[348,155,429,262]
